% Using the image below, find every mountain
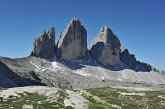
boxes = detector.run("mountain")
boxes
[90,26,121,66]
[0,18,165,109]
[31,27,55,59]
[0,18,164,89]
[57,18,88,60]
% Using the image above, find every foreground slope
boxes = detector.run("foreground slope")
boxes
[0,86,88,109]
[0,86,165,109]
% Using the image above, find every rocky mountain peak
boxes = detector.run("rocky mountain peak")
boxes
[93,26,121,49]
[66,18,81,29]
[41,27,55,39]
[99,26,113,36]
[90,26,121,66]
[71,17,80,22]
[48,27,55,39]
[29,18,155,72]
[120,46,157,72]
[57,18,87,60]
[31,27,55,59]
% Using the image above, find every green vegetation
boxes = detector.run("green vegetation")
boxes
[1,87,165,109]
[84,87,165,109]
[64,106,74,109]
[0,92,47,109]
[0,89,74,109]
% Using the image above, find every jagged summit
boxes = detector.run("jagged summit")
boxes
[120,47,156,72]
[71,17,80,22]
[31,27,55,59]
[99,26,113,36]
[65,18,81,30]
[93,26,121,48]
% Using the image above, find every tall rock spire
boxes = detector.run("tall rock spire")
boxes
[90,26,121,66]
[57,18,87,60]
[31,27,56,59]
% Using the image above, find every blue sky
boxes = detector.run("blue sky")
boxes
[0,0,164,70]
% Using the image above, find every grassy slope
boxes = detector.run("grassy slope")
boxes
[0,89,74,109]
[84,87,165,109]
[0,87,165,109]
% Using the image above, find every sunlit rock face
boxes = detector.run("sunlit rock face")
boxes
[57,18,87,60]
[31,27,55,59]
[90,26,121,66]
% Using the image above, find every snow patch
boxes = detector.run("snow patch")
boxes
[101,76,105,80]
[30,60,42,72]
[72,69,107,79]
[117,75,123,81]
[30,60,64,72]
[50,61,63,71]
[72,70,92,77]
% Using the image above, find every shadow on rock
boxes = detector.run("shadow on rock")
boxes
[0,61,46,88]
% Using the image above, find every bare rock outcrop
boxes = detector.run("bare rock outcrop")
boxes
[90,26,121,66]
[31,27,55,59]
[120,47,136,69]
[57,18,87,60]
[162,70,165,74]
[0,60,44,88]
[120,47,154,72]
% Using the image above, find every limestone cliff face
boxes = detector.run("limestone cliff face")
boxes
[120,47,155,72]
[90,26,121,66]
[31,27,55,59]
[57,18,87,60]
[120,47,137,69]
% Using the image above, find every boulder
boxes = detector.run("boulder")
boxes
[90,26,121,66]
[57,18,87,60]
[31,27,55,59]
